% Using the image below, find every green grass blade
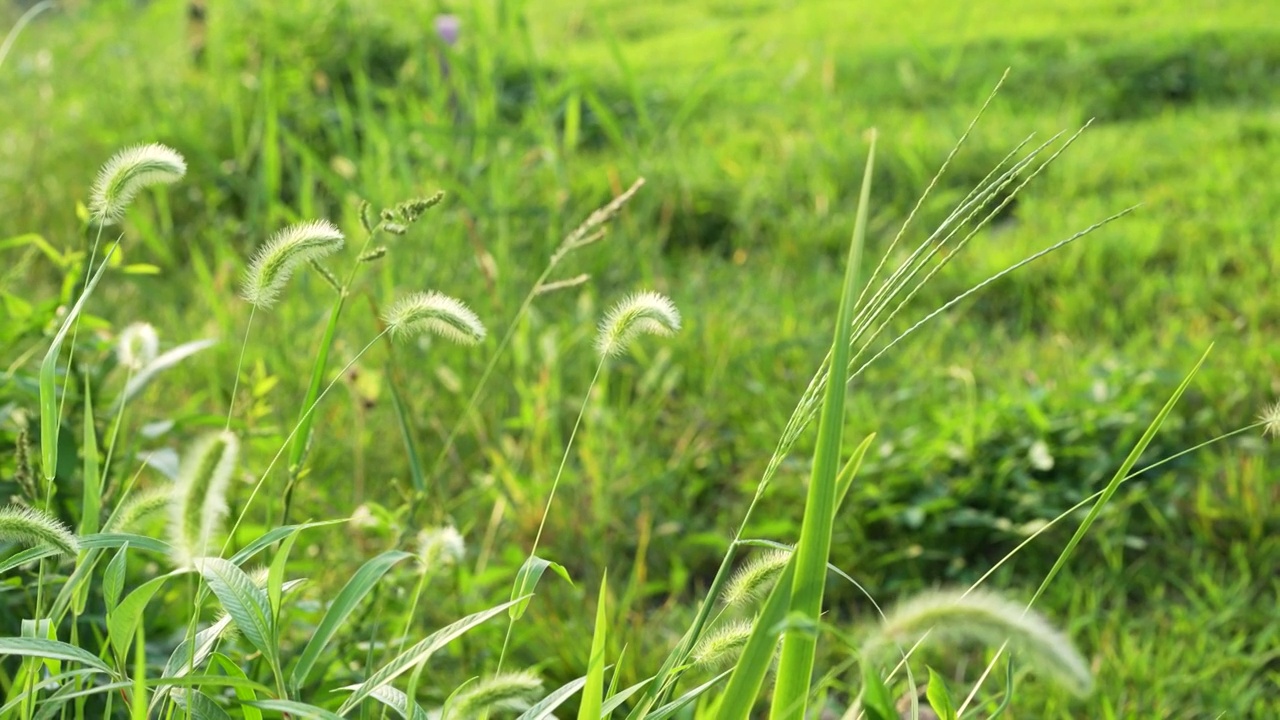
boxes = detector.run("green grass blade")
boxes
[79,377,100,535]
[715,558,797,719]
[1028,344,1213,608]
[771,133,876,720]
[227,519,346,566]
[205,653,264,720]
[648,669,731,720]
[79,532,173,555]
[107,574,173,667]
[287,299,344,478]
[510,554,572,620]
[289,549,413,691]
[267,530,301,619]
[386,372,427,493]
[0,546,60,575]
[337,597,524,714]
[349,685,429,720]
[0,637,115,676]
[174,689,234,720]
[926,668,959,720]
[516,675,589,720]
[578,570,608,720]
[600,676,652,716]
[247,699,345,720]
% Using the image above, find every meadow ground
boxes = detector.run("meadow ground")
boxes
[1,0,1278,717]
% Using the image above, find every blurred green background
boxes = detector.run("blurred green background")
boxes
[2,0,1278,716]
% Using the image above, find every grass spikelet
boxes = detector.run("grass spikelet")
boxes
[0,504,79,555]
[551,178,645,263]
[1260,399,1280,438]
[863,588,1094,697]
[383,291,486,345]
[448,670,543,716]
[104,485,172,532]
[117,322,159,371]
[241,220,346,308]
[89,143,187,225]
[168,431,239,567]
[691,619,755,670]
[722,547,791,607]
[417,526,466,569]
[595,291,682,358]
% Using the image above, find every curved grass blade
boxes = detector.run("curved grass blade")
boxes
[80,532,173,555]
[228,519,346,566]
[193,558,278,668]
[647,669,731,720]
[337,598,524,714]
[515,675,588,720]
[248,699,345,720]
[173,689,234,720]
[341,685,429,720]
[0,546,59,575]
[511,555,571,620]
[0,637,115,676]
[289,549,414,691]
[578,570,608,720]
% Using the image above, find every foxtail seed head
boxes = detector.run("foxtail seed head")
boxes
[1260,399,1280,438]
[596,291,682,358]
[863,588,1094,697]
[89,143,187,225]
[0,504,79,556]
[383,291,486,345]
[721,547,791,608]
[117,322,159,371]
[241,220,345,308]
[691,619,755,670]
[105,484,171,532]
[417,525,466,569]
[169,431,239,567]
[449,670,543,716]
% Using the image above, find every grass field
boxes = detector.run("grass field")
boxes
[2,0,1278,717]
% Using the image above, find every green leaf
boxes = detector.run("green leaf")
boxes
[0,546,59,575]
[346,685,429,720]
[80,377,101,536]
[289,549,413,691]
[193,558,278,668]
[103,543,128,613]
[208,653,263,720]
[859,664,896,720]
[510,555,572,620]
[772,133,876,720]
[647,670,731,720]
[600,677,652,716]
[267,529,301,619]
[161,616,233,679]
[108,574,173,664]
[515,675,588,720]
[926,668,958,720]
[228,519,345,566]
[578,570,608,720]
[80,532,173,555]
[247,699,345,720]
[174,689,234,720]
[387,374,426,492]
[0,637,115,676]
[337,598,524,714]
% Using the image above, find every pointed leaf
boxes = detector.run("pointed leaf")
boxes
[0,546,59,575]
[338,598,524,714]
[926,668,958,720]
[80,532,173,555]
[174,689,234,720]
[515,676,588,720]
[578,570,608,720]
[228,519,345,566]
[247,699,345,720]
[103,543,128,613]
[859,663,896,720]
[194,558,277,666]
[290,549,413,691]
[647,670,731,720]
[510,555,571,620]
[0,637,114,676]
[342,685,429,720]
[108,573,173,662]
[267,530,301,618]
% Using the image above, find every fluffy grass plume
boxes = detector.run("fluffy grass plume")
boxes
[89,143,187,224]
[105,485,171,532]
[721,547,791,607]
[383,291,486,344]
[1260,399,1280,438]
[240,220,346,308]
[863,588,1094,697]
[448,670,543,717]
[117,322,159,371]
[691,619,755,670]
[417,526,466,568]
[169,431,239,566]
[0,505,79,555]
[595,291,682,357]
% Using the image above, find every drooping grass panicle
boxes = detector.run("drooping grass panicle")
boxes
[89,143,187,225]
[117,322,159,371]
[240,220,346,308]
[449,670,543,716]
[0,504,79,555]
[383,291,486,345]
[595,291,682,358]
[168,431,239,567]
[1259,399,1280,438]
[721,547,791,608]
[863,588,1094,697]
[691,619,755,670]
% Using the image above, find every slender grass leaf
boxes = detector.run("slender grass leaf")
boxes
[515,675,588,720]
[647,669,730,720]
[510,555,571,620]
[114,339,217,411]
[926,668,958,720]
[0,637,114,676]
[248,699,346,720]
[80,377,101,536]
[859,662,896,720]
[108,573,172,663]
[387,375,426,492]
[173,689,235,720]
[290,549,413,691]
[103,542,128,612]
[773,133,876,720]
[340,685,429,720]
[0,546,58,574]
[337,598,524,714]
[600,677,652,716]
[194,558,278,667]
[0,669,99,715]
[228,519,345,566]
[578,570,607,720]
[208,653,264,720]
[80,532,173,555]
[161,615,233,679]
[267,529,300,618]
